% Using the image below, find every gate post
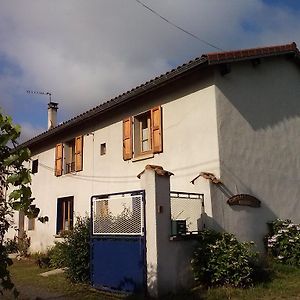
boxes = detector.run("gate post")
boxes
[138,165,174,298]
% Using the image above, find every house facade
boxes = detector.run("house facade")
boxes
[8,42,300,257]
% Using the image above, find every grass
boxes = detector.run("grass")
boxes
[3,259,300,299]
[4,259,124,300]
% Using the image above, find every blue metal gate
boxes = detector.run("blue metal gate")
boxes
[90,191,146,293]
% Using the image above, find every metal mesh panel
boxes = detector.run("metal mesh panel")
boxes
[93,195,143,235]
[170,192,204,234]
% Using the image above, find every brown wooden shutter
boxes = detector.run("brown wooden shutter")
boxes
[55,143,63,177]
[123,117,133,160]
[75,135,83,172]
[151,106,162,153]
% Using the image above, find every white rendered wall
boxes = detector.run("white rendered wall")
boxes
[213,57,300,249]
[11,70,220,252]
[140,167,196,297]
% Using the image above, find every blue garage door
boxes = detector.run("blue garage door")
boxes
[91,191,145,293]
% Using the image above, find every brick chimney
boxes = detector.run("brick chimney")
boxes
[48,102,58,130]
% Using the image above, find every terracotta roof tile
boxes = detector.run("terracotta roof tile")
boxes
[203,42,298,64]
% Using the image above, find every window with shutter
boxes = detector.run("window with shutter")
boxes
[124,106,162,159]
[55,136,83,176]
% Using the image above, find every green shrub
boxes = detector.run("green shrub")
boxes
[4,232,30,257]
[4,237,18,254]
[33,251,51,268]
[191,230,258,288]
[32,243,69,269]
[50,216,90,283]
[49,242,69,269]
[266,219,300,266]
[16,231,30,257]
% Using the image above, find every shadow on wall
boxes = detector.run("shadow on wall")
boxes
[146,244,197,297]
[212,58,300,250]
[217,58,300,131]
[199,212,224,233]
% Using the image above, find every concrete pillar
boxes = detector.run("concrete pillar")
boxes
[138,165,174,297]
[138,165,198,297]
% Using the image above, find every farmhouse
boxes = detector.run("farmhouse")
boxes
[10,42,300,295]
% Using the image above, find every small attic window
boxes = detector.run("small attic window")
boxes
[100,143,106,155]
[32,159,38,174]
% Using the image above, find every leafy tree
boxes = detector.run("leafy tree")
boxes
[0,110,39,297]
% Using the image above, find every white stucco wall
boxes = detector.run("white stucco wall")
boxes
[9,70,220,252]
[140,166,196,297]
[214,57,300,249]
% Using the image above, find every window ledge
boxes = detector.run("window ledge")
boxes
[54,235,64,239]
[132,153,154,162]
[54,230,72,238]
[170,232,202,241]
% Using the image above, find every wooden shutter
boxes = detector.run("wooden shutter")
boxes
[75,135,83,172]
[151,106,163,153]
[55,143,63,177]
[123,117,133,160]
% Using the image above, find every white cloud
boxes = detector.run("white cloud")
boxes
[18,122,44,143]
[0,0,299,125]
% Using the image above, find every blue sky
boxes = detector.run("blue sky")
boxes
[0,0,300,142]
[263,0,300,11]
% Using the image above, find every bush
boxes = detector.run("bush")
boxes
[266,219,300,266]
[50,216,90,283]
[191,230,259,288]
[33,243,69,269]
[4,238,18,254]
[33,251,51,268]
[4,232,30,257]
[48,242,69,269]
[17,231,30,257]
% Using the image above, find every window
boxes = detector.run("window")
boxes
[56,196,74,234]
[100,143,106,155]
[123,106,162,160]
[55,136,83,176]
[65,139,76,173]
[134,111,151,155]
[32,159,38,174]
[28,217,35,231]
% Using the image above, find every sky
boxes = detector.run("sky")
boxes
[0,0,300,142]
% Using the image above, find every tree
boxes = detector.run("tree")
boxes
[0,111,39,297]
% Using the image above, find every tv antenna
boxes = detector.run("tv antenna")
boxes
[26,90,52,103]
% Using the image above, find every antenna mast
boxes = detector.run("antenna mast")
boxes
[26,90,58,129]
[26,90,52,103]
